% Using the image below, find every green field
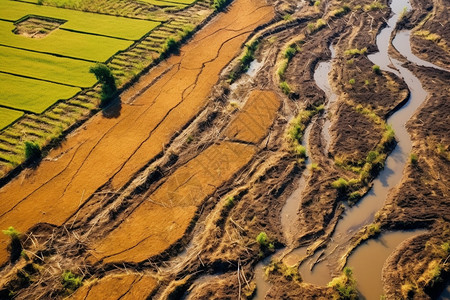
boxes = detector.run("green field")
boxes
[22,0,195,9]
[0,73,80,113]
[0,0,160,40]
[0,21,134,62]
[0,46,96,87]
[0,0,163,120]
[0,107,24,130]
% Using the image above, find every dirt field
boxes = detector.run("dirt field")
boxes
[0,0,274,264]
[0,0,448,298]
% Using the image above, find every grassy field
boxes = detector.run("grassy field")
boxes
[0,107,24,130]
[0,73,80,113]
[0,0,160,40]
[0,21,134,62]
[0,46,96,87]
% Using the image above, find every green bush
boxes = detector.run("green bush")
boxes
[410,153,418,165]
[364,1,386,11]
[284,45,298,60]
[224,196,235,208]
[256,232,268,246]
[280,81,291,95]
[2,226,22,262]
[349,78,355,85]
[256,232,274,250]
[62,271,82,292]
[372,64,381,74]
[89,63,116,106]
[344,47,367,56]
[328,267,358,299]
[162,37,180,56]
[24,141,41,161]
[213,0,229,11]
[332,178,349,190]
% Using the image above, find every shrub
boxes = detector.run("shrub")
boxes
[284,45,298,60]
[332,5,351,17]
[2,227,22,262]
[295,145,307,157]
[24,141,41,161]
[364,79,370,85]
[372,64,381,74]
[283,14,292,21]
[256,232,274,250]
[256,232,268,247]
[280,81,291,95]
[62,271,82,292]
[344,47,367,56]
[310,163,320,171]
[224,196,235,208]
[364,1,386,11]
[213,0,229,11]
[162,37,180,56]
[349,78,355,85]
[328,267,358,299]
[314,0,320,6]
[89,63,117,106]
[410,153,418,165]
[332,178,349,190]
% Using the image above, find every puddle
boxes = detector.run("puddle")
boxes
[347,230,427,299]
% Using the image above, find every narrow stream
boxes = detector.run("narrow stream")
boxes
[297,0,438,298]
[316,45,337,152]
[253,118,314,300]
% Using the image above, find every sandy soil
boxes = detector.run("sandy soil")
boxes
[69,273,158,300]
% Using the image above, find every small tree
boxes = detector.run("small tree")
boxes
[89,63,117,107]
[24,141,41,161]
[2,226,22,262]
[62,271,83,293]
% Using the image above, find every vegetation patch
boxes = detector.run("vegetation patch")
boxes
[229,39,259,82]
[328,267,358,300]
[2,226,22,262]
[265,260,301,283]
[287,106,322,161]
[344,47,367,57]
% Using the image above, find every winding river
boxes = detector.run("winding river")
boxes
[277,0,446,298]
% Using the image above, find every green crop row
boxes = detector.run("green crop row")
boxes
[0,0,160,40]
[0,107,24,130]
[0,21,133,62]
[0,73,80,113]
[0,45,96,87]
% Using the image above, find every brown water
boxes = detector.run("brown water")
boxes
[347,230,427,299]
[298,0,433,297]
[253,119,314,299]
[280,123,312,243]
